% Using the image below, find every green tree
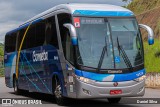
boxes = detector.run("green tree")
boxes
[0,49,3,56]
[0,45,4,56]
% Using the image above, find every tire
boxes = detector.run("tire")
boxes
[13,77,20,94]
[54,77,67,106]
[107,98,121,104]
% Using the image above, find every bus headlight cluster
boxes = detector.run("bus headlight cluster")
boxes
[77,76,95,84]
[134,75,146,82]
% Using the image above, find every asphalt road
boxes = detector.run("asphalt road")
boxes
[0,77,160,107]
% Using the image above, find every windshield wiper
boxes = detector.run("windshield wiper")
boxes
[123,25,130,31]
[97,37,108,72]
[117,37,133,71]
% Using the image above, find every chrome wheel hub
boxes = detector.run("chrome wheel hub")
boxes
[54,85,62,98]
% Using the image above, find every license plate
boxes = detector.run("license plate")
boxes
[110,90,122,95]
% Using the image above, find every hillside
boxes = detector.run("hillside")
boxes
[128,0,160,40]
[128,0,160,72]
[128,0,160,15]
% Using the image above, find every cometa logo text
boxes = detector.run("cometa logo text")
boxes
[32,50,48,62]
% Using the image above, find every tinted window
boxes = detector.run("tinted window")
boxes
[21,21,45,49]
[57,13,74,63]
[18,29,25,50]
[45,16,58,48]
[25,25,36,49]
[36,21,45,47]
[5,33,17,53]
[18,17,58,50]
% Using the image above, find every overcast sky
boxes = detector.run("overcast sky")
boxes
[0,0,129,43]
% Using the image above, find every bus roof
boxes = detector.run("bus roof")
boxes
[24,3,134,24]
[6,3,134,35]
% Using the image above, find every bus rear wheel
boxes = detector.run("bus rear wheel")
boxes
[54,78,66,106]
[107,98,121,104]
[13,77,20,94]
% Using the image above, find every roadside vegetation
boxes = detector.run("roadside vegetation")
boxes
[0,43,4,77]
[127,0,160,15]
[144,39,160,72]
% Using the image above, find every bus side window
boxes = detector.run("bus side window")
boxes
[36,21,45,47]
[5,33,17,53]
[18,29,25,50]
[25,25,36,49]
[45,16,59,48]
[57,13,74,64]
[17,25,36,50]
[5,34,10,53]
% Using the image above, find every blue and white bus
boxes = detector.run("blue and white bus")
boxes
[4,3,154,105]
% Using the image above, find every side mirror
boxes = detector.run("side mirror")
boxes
[139,24,154,45]
[63,23,77,45]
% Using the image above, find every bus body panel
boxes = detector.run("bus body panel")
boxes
[17,45,65,94]
[4,52,17,88]
[75,78,145,98]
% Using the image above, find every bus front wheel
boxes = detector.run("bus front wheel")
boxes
[107,98,121,104]
[53,77,66,106]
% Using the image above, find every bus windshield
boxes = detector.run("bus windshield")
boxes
[75,17,144,70]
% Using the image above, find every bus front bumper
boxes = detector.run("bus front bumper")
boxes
[75,79,145,99]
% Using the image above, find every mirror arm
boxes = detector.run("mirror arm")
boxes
[63,23,77,45]
[63,23,78,68]
[139,24,154,37]
[139,24,154,45]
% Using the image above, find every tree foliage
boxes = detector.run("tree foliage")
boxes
[0,43,4,56]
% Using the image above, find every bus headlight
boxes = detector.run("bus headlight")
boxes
[134,75,146,82]
[77,76,95,84]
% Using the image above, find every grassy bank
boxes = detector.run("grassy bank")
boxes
[127,0,160,15]
[144,39,160,72]
[0,67,4,77]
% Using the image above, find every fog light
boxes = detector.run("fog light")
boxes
[139,87,144,92]
[82,88,91,95]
